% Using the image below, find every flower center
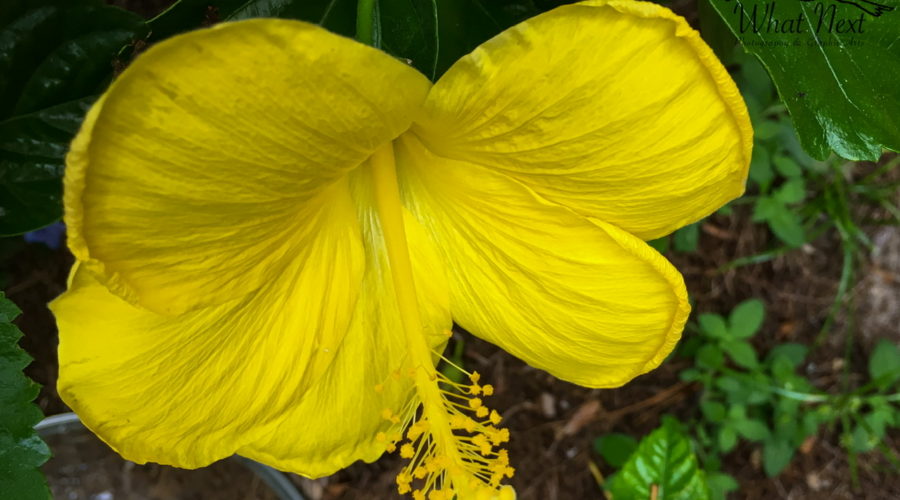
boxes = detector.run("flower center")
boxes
[370,142,516,499]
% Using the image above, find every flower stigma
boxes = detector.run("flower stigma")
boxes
[370,143,516,499]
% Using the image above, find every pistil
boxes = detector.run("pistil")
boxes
[370,143,515,499]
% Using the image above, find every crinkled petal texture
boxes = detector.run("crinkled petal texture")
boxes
[414,0,752,241]
[52,19,450,474]
[237,164,451,476]
[65,18,430,315]
[397,134,689,388]
[52,171,451,474]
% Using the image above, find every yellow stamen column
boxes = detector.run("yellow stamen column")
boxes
[370,142,464,462]
[370,142,515,500]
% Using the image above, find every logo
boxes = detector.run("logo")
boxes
[805,0,893,18]
[722,0,894,37]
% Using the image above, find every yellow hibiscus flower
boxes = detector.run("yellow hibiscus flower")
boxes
[50,0,751,498]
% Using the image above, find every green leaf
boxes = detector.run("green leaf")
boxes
[148,0,358,40]
[673,222,700,253]
[868,339,900,388]
[706,472,739,500]
[728,299,765,339]
[748,143,773,189]
[593,433,638,468]
[648,236,670,254]
[0,1,145,235]
[774,177,806,204]
[708,0,900,161]
[772,154,802,178]
[762,436,794,477]
[432,0,541,78]
[767,343,807,368]
[717,425,738,453]
[379,0,439,79]
[698,313,729,340]
[0,293,51,499]
[697,344,725,370]
[700,400,726,423]
[751,195,779,222]
[767,203,806,247]
[607,418,710,500]
[754,120,780,141]
[723,339,759,369]
[733,418,770,442]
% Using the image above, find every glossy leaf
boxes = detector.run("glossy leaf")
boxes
[0,1,145,235]
[708,0,900,160]
[607,417,710,500]
[0,293,50,499]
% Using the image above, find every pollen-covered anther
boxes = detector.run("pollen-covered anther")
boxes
[391,360,513,498]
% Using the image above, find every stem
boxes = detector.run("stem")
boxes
[356,0,379,47]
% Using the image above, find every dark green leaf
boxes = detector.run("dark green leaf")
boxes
[379,0,439,79]
[593,433,638,468]
[648,236,670,254]
[868,339,900,388]
[673,223,700,253]
[0,293,50,499]
[728,299,765,339]
[762,436,794,477]
[1,97,94,234]
[708,0,900,160]
[0,2,145,235]
[607,418,710,500]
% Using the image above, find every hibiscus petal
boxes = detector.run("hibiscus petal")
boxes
[52,179,367,466]
[51,173,450,469]
[66,19,431,314]
[238,164,451,476]
[397,134,689,388]
[414,0,751,241]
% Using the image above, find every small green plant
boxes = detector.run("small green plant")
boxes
[680,300,900,486]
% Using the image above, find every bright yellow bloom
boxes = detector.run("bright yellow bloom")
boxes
[50,0,751,497]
